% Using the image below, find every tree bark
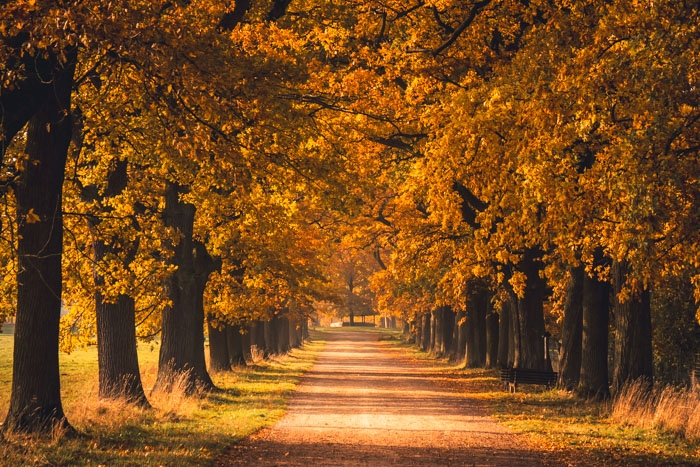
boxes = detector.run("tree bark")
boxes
[420,313,431,351]
[465,286,488,368]
[4,54,75,433]
[95,293,150,406]
[241,324,253,362]
[301,317,309,340]
[154,182,217,394]
[429,309,438,354]
[226,324,247,366]
[441,307,455,357]
[289,317,302,348]
[264,318,279,355]
[276,315,291,354]
[578,265,611,400]
[485,311,499,368]
[452,310,467,363]
[558,265,584,390]
[612,260,653,392]
[507,291,520,368]
[513,249,548,370]
[250,320,268,358]
[207,317,230,372]
[496,302,511,368]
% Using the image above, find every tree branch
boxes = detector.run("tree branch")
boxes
[431,0,491,56]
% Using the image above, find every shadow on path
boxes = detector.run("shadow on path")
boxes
[217,330,564,466]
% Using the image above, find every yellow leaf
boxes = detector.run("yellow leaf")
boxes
[25,208,41,224]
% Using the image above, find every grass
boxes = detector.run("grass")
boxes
[484,383,700,466]
[612,380,700,441]
[0,329,326,466]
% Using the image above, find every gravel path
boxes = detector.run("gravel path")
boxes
[217,330,565,466]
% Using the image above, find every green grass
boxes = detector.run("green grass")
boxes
[0,330,327,466]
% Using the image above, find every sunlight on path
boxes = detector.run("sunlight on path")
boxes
[218,330,563,466]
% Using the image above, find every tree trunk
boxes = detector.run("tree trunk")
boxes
[412,317,420,345]
[276,315,291,354]
[578,266,611,400]
[507,291,520,368]
[558,265,584,390]
[612,260,653,392]
[226,324,247,366]
[207,317,230,372]
[452,310,467,363]
[485,312,499,369]
[513,249,548,370]
[154,182,217,394]
[441,307,455,357]
[465,286,488,368]
[250,320,268,358]
[302,317,309,340]
[289,317,302,348]
[89,160,149,407]
[241,325,253,362]
[429,309,438,354]
[402,318,412,342]
[496,302,511,368]
[420,313,431,351]
[264,318,278,355]
[4,57,75,433]
[96,293,150,405]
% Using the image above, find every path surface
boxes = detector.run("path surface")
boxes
[218,330,564,466]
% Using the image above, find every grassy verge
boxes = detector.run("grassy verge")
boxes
[0,329,326,466]
[483,380,700,466]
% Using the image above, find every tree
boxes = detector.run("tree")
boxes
[4,44,77,432]
[86,160,150,405]
[557,266,583,390]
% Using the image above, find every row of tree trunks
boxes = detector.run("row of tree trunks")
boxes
[207,316,309,371]
[411,249,653,400]
[430,306,454,356]
[557,252,654,400]
[409,252,550,375]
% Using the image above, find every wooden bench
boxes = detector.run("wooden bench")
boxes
[500,367,557,392]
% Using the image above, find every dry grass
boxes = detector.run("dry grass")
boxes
[612,379,700,441]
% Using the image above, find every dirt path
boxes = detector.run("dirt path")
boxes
[217,330,565,466]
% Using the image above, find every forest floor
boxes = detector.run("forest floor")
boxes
[216,330,574,466]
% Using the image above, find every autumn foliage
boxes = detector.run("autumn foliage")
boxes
[0,0,698,434]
